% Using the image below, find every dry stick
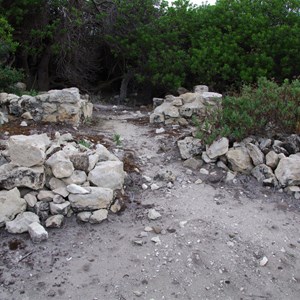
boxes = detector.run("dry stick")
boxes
[18,252,33,263]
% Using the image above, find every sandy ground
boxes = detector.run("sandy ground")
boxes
[1,105,300,300]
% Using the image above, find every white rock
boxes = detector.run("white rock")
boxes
[8,134,51,167]
[142,183,148,190]
[63,170,87,185]
[68,187,113,211]
[88,161,125,190]
[45,214,64,228]
[275,154,300,186]
[200,168,209,175]
[95,144,119,161]
[144,226,153,232]
[156,128,165,134]
[143,175,152,182]
[151,236,161,245]
[259,256,268,266]
[148,209,161,220]
[24,193,37,208]
[89,209,108,224]
[179,220,188,228]
[0,188,26,227]
[206,137,229,159]
[67,184,90,194]
[28,222,48,243]
[6,212,40,233]
[52,187,69,198]
[46,150,74,179]
[20,121,28,127]
[195,179,203,184]
[151,183,160,190]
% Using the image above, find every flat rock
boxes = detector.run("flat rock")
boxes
[45,214,64,228]
[6,211,40,233]
[63,170,87,185]
[0,188,27,227]
[68,186,113,211]
[67,184,90,194]
[28,222,48,243]
[206,137,229,159]
[89,209,108,224]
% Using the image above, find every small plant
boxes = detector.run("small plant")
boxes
[78,139,91,148]
[113,133,122,146]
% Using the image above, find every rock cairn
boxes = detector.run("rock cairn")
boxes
[0,87,93,126]
[0,133,125,242]
[149,85,222,126]
[177,134,300,198]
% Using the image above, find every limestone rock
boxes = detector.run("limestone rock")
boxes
[177,137,202,160]
[148,209,161,220]
[28,222,48,243]
[246,143,265,166]
[88,161,125,190]
[183,157,203,170]
[0,188,27,227]
[53,187,69,198]
[49,177,66,190]
[77,211,92,222]
[67,184,90,194]
[8,134,50,167]
[251,164,274,182]
[68,187,113,211]
[0,163,45,190]
[206,137,229,159]
[37,190,55,202]
[226,147,253,174]
[63,170,87,185]
[95,144,119,161]
[24,193,38,208]
[179,98,205,118]
[46,150,74,179]
[50,201,70,215]
[89,209,108,224]
[53,194,65,204]
[266,151,279,169]
[275,154,300,186]
[6,212,40,233]
[45,214,64,228]
[194,85,209,94]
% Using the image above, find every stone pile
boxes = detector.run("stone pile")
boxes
[177,134,300,198]
[0,133,126,242]
[0,87,93,126]
[149,85,222,125]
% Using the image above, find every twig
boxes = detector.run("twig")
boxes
[18,252,33,263]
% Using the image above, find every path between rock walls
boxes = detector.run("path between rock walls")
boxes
[1,105,300,300]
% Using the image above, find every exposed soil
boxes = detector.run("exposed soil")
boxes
[1,104,300,300]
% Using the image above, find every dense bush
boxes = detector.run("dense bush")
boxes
[195,78,300,143]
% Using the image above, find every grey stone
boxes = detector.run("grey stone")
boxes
[246,143,265,166]
[0,188,26,227]
[49,177,66,190]
[37,190,55,202]
[6,212,40,233]
[177,137,202,160]
[35,201,50,221]
[46,150,74,179]
[77,211,92,222]
[50,201,70,215]
[88,161,125,190]
[89,209,108,224]
[148,209,161,220]
[8,134,50,167]
[266,151,279,169]
[24,193,38,208]
[251,164,274,182]
[67,184,90,194]
[69,153,89,172]
[275,154,300,186]
[53,194,66,204]
[63,170,87,185]
[206,137,229,159]
[28,222,48,243]
[202,151,217,164]
[226,147,253,174]
[53,187,69,198]
[45,215,64,228]
[68,187,113,211]
[183,157,203,170]
[149,113,164,123]
[95,144,119,162]
[194,85,209,94]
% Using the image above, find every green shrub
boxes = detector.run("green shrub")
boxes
[0,66,24,92]
[194,78,300,143]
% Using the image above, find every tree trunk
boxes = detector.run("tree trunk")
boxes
[37,48,51,91]
[118,70,134,105]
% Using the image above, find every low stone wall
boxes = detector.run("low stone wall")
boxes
[150,85,222,125]
[0,87,93,126]
[0,133,125,242]
[178,134,300,198]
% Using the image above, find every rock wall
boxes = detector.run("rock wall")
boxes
[0,87,93,126]
[0,133,125,242]
[150,85,222,125]
[178,134,300,199]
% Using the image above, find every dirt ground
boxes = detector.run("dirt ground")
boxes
[1,105,300,300]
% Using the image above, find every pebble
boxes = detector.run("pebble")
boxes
[156,128,165,134]
[143,175,152,182]
[151,236,161,245]
[200,168,209,175]
[139,231,148,238]
[142,183,148,190]
[133,290,143,297]
[260,256,268,266]
[152,226,162,234]
[167,182,173,188]
[179,221,188,228]
[144,226,153,232]
[133,240,144,246]
[20,121,28,127]
[148,209,162,220]
[195,179,203,184]
[186,169,193,175]
[151,183,160,190]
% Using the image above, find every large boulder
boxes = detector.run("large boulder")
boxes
[68,187,113,211]
[0,188,26,227]
[46,150,74,179]
[206,137,229,159]
[6,212,40,233]
[88,161,125,190]
[226,147,253,174]
[275,154,300,186]
[177,137,202,160]
[8,134,51,167]
[0,163,45,190]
